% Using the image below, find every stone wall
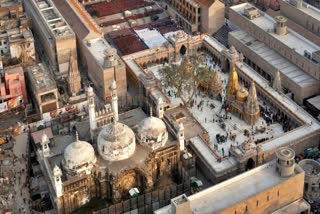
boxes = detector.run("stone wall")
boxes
[280,0,320,38]
[219,169,304,214]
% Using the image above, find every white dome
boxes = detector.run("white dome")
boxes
[63,138,96,174]
[97,122,136,161]
[137,116,168,150]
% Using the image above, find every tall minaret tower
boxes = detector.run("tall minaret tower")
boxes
[111,80,119,123]
[87,86,96,136]
[53,165,63,197]
[178,122,185,151]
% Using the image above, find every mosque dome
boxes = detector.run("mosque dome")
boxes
[236,86,249,103]
[97,122,136,162]
[63,134,96,174]
[137,116,168,150]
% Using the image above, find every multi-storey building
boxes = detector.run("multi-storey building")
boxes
[164,0,225,34]
[0,65,28,107]
[155,147,310,214]
[26,63,58,114]
[24,0,80,83]
[0,0,35,69]
[82,37,127,102]
[228,3,320,105]
[280,0,320,40]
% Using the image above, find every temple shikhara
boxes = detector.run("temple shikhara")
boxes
[225,64,260,125]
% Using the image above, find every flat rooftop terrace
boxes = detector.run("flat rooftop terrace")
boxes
[230,30,319,87]
[26,63,57,93]
[32,0,74,38]
[155,161,304,214]
[0,0,20,7]
[230,3,320,57]
[85,0,155,17]
[85,37,111,68]
[283,0,320,21]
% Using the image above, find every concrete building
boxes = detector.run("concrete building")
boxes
[0,65,28,105]
[299,159,320,204]
[24,0,80,82]
[0,0,24,18]
[42,0,127,102]
[82,37,127,101]
[228,3,320,105]
[26,63,58,114]
[164,0,225,34]
[280,0,320,40]
[155,147,310,214]
[0,1,35,68]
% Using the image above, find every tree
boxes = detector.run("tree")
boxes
[159,54,211,106]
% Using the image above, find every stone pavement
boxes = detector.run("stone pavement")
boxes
[12,133,31,214]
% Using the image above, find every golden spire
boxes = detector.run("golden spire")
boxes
[226,64,239,96]
[236,85,248,102]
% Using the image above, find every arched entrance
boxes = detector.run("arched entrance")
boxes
[180,45,187,55]
[246,158,255,171]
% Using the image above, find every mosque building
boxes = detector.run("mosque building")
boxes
[35,81,192,213]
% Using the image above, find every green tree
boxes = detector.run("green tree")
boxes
[160,54,211,106]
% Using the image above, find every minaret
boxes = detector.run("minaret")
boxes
[68,55,81,96]
[178,123,185,151]
[111,80,119,123]
[273,70,282,93]
[40,133,50,157]
[53,165,63,197]
[226,65,239,97]
[244,81,260,125]
[156,97,164,119]
[87,86,96,135]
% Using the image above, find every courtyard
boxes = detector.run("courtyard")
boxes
[145,52,286,158]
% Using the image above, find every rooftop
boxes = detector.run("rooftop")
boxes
[155,161,304,214]
[306,95,320,111]
[32,0,74,38]
[230,30,319,87]
[135,28,167,48]
[85,37,111,68]
[0,0,20,7]
[26,63,57,93]
[283,0,320,21]
[230,3,320,57]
